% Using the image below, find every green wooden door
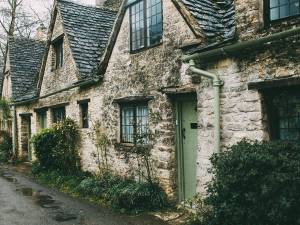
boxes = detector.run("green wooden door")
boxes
[176,97,198,201]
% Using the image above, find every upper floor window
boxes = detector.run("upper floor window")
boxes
[53,38,64,69]
[129,0,163,52]
[269,0,300,21]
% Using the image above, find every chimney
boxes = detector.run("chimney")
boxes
[35,24,47,41]
[96,0,106,7]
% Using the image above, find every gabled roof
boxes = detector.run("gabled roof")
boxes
[8,37,45,101]
[57,0,117,79]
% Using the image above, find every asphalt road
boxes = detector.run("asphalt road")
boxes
[0,168,168,225]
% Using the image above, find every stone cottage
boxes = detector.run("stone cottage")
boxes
[1,0,300,202]
[1,37,45,152]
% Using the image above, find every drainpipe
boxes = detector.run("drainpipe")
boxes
[12,105,17,158]
[188,60,223,154]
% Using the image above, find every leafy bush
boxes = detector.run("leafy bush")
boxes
[0,130,12,162]
[33,166,169,213]
[31,119,80,174]
[107,181,168,212]
[204,140,300,225]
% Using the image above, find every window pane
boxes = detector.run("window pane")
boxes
[270,0,279,7]
[290,1,300,15]
[136,106,149,144]
[147,0,163,46]
[53,107,66,124]
[280,4,289,17]
[279,0,288,5]
[130,1,145,51]
[122,107,135,143]
[270,7,280,20]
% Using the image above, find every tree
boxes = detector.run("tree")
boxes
[0,0,49,61]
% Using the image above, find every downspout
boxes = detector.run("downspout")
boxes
[12,105,17,158]
[188,60,223,154]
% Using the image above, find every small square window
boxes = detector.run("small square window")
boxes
[52,107,66,124]
[121,104,149,144]
[80,102,89,129]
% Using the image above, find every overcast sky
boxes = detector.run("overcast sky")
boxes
[24,0,96,23]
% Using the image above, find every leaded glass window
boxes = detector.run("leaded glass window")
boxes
[273,91,300,141]
[121,104,149,143]
[129,0,163,51]
[269,0,300,21]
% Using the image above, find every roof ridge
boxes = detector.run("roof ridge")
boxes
[8,36,46,44]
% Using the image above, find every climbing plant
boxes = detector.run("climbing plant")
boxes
[88,120,109,175]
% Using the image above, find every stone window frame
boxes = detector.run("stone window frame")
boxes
[129,0,163,53]
[264,0,300,24]
[77,99,90,129]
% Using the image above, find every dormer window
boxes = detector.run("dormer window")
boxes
[129,0,163,52]
[268,0,300,21]
[53,38,64,69]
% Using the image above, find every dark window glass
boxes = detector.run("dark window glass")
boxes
[52,107,66,124]
[130,0,163,51]
[267,90,300,141]
[80,103,89,128]
[38,111,47,129]
[269,0,300,21]
[54,39,64,69]
[121,104,149,144]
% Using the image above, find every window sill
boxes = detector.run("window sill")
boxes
[130,42,163,55]
[114,142,153,153]
[265,14,300,28]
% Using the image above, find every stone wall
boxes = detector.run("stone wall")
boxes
[14,0,300,199]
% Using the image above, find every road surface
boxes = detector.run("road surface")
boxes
[0,167,167,225]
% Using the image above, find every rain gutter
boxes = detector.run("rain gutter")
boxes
[183,27,300,154]
[11,78,99,106]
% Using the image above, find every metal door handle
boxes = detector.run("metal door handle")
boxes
[182,128,186,139]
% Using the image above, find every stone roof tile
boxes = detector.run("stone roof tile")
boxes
[8,37,45,101]
[58,0,117,79]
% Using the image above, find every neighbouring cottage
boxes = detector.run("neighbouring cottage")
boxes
[1,0,300,202]
[0,37,45,153]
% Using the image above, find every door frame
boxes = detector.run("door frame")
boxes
[20,113,32,161]
[173,93,197,202]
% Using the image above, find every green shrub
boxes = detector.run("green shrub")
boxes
[204,140,300,225]
[107,180,168,212]
[0,130,12,162]
[31,119,80,174]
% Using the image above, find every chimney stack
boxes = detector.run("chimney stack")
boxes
[96,0,106,7]
[36,24,47,41]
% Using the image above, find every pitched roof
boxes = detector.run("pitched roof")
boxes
[57,0,117,79]
[173,0,236,54]
[8,37,45,101]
